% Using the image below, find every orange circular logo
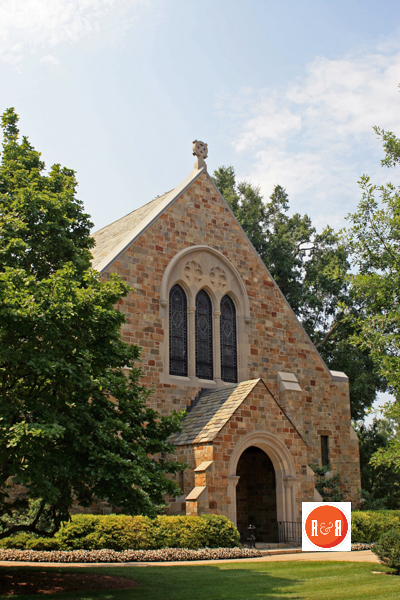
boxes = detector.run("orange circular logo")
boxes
[304,505,348,549]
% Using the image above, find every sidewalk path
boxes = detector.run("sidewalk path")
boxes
[0,550,380,568]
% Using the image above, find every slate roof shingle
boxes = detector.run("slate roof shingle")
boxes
[91,193,169,271]
[171,379,262,446]
[90,168,207,274]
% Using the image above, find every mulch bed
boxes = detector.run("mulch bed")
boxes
[0,571,138,595]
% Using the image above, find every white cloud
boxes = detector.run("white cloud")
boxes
[227,45,400,229]
[39,54,60,66]
[235,98,301,150]
[0,0,147,63]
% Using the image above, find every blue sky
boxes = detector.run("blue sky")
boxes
[1,0,399,418]
[1,0,400,233]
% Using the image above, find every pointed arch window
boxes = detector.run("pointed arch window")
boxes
[169,284,188,376]
[220,295,237,383]
[195,290,213,380]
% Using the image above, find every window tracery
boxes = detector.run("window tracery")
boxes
[220,295,237,383]
[161,245,250,386]
[169,284,188,376]
[195,290,213,380]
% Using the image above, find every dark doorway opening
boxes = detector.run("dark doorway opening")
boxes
[236,446,278,543]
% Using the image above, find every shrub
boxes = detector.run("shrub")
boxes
[154,515,207,549]
[153,514,239,550]
[373,528,400,573]
[0,532,34,549]
[351,510,400,543]
[55,514,99,550]
[56,515,156,551]
[0,514,240,551]
[199,514,240,548]
[0,533,60,550]
[27,537,60,550]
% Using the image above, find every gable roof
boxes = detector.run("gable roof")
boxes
[91,168,205,273]
[170,378,305,446]
[171,380,260,445]
[90,165,335,381]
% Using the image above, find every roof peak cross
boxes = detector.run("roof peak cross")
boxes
[192,140,208,170]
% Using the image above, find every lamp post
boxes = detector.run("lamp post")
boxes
[246,524,256,548]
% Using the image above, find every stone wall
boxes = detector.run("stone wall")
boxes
[103,170,360,505]
[166,380,314,528]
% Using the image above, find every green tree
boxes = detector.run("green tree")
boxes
[309,464,345,502]
[0,108,183,539]
[213,166,382,420]
[213,166,310,312]
[346,148,400,396]
[356,418,400,509]
[345,118,400,473]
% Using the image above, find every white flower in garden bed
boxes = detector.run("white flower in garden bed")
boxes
[351,543,375,551]
[0,547,262,563]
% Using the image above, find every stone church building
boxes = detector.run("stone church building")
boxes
[91,142,360,542]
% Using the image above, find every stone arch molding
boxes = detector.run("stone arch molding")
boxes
[159,245,251,387]
[227,431,298,526]
[161,245,251,317]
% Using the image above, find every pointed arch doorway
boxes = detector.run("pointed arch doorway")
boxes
[227,431,298,544]
[236,446,278,542]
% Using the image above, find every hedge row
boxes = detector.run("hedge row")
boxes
[0,547,260,563]
[5,510,397,550]
[352,511,400,543]
[0,514,240,551]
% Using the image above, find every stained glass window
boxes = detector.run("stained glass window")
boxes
[169,284,188,376]
[195,290,213,380]
[220,295,237,383]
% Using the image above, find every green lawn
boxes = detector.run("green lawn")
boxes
[1,561,400,600]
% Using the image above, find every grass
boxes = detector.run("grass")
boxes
[1,560,400,600]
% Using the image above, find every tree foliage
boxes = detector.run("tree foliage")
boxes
[0,108,183,539]
[373,528,400,573]
[356,418,400,509]
[345,118,400,477]
[213,165,383,420]
[0,109,93,279]
[213,166,311,312]
[346,156,400,396]
[309,464,345,502]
